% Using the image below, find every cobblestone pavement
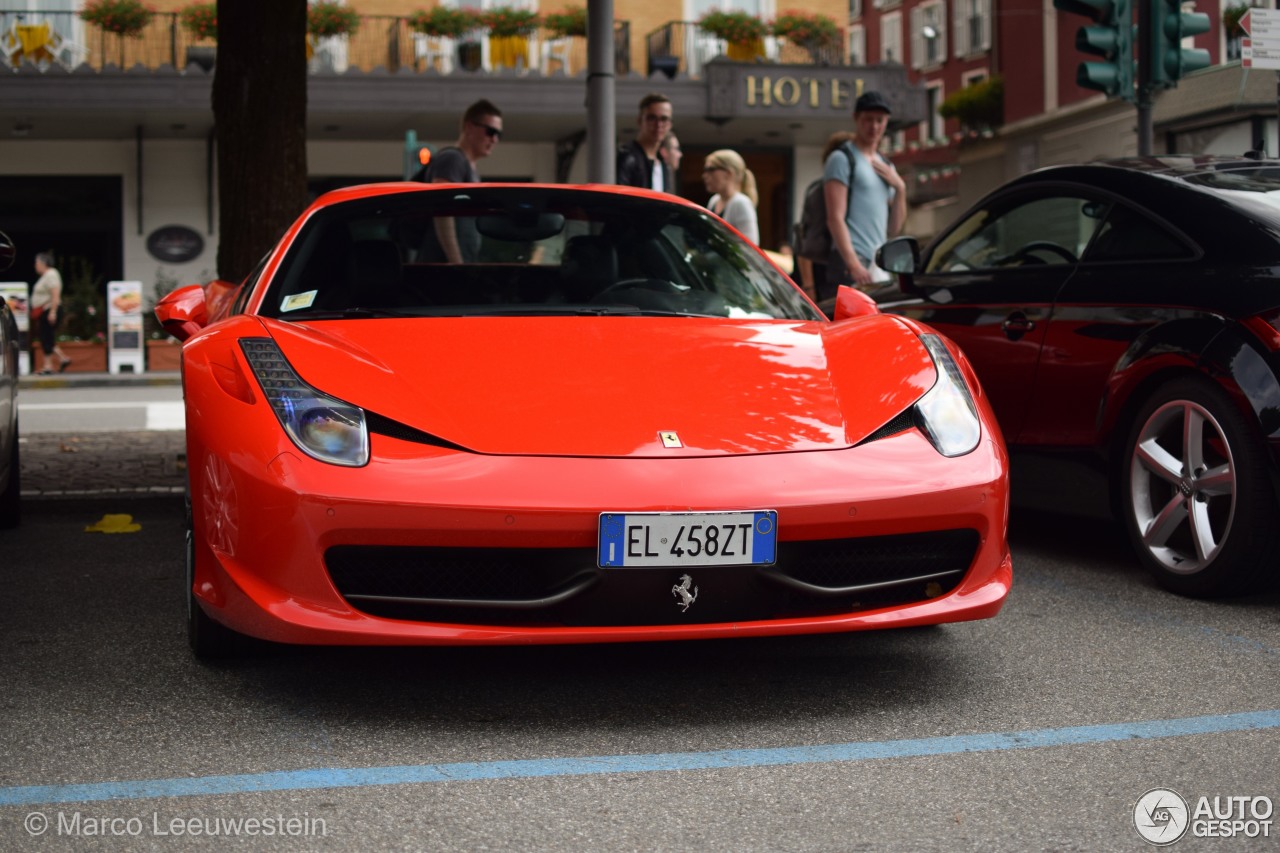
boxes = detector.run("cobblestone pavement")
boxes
[19,431,186,498]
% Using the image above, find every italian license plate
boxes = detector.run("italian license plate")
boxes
[597,511,777,568]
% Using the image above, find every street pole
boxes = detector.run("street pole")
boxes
[1137,89,1153,155]
[586,0,616,183]
[1136,0,1153,155]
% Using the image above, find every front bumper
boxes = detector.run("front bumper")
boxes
[188,425,1011,646]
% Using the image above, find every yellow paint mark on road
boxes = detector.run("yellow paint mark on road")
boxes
[85,514,142,534]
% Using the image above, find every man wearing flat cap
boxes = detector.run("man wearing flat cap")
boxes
[821,90,907,292]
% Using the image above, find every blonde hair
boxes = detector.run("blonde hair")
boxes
[705,149,758,207]
[822,131,856,162]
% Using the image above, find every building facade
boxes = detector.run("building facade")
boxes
[0,0,1265,341]
[3,0,903,302]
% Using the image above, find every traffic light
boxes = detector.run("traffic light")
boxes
[1054,0,1135,100]
[402,130,431,181]
[1146,0,1211,88]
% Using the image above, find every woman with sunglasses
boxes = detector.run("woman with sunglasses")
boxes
[701,149,759,246]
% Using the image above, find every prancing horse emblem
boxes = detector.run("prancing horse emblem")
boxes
[672,574,698,612]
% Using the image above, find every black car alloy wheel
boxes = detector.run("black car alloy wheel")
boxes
[1123,376,1279,597]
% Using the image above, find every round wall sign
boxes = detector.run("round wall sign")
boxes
[146,225,205,263]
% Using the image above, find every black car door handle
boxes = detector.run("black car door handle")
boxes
[1002,313,1036,338]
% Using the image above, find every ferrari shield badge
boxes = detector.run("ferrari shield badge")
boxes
[672,574,698,611]
[659,431,683,448]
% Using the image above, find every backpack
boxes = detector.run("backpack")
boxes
[792,145,859,262]
[411,146,461,182]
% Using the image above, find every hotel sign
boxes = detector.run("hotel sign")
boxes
[705,61,926,126]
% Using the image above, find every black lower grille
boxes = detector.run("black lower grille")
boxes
[323,528,980,626]
[768,529,980,593]
[326,545,597,605]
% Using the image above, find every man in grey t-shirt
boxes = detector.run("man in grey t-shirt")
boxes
[822,90,907,292]
[417,98,503,262]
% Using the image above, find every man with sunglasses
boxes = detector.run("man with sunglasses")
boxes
[416,99,504,262]
[616,93,674,193]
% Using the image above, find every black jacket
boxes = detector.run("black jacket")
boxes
[616,140,675,192]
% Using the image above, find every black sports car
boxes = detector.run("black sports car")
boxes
[873,157,1280,597]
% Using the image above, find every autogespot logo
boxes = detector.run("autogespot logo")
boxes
[1134,788,1190,845]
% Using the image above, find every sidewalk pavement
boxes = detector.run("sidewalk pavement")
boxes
[20,430,186,499]
[17,372,186,499]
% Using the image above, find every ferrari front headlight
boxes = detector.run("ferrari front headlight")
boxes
[240,338,369,467]
[914,334,981,458]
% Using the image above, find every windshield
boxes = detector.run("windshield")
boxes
[261,186,821,321]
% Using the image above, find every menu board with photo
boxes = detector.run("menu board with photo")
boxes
[107,280,145,374]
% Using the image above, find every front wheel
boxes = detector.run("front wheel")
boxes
[1121,376,1279,597]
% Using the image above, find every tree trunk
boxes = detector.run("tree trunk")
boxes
[213,0,309,283]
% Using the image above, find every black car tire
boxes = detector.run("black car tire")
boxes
[186,498,247,658]
[1121,375,1279,597]
[0,418,20,529]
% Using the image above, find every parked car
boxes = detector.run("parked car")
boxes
[872,157,1280,598]
[157,182,1011,657]
[0,230,19,528]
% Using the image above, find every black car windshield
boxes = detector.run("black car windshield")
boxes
[260,186,820,321]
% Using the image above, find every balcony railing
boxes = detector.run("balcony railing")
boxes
[1,8,630,76]
[646,21,846,80]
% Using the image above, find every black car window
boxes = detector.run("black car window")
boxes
[1083,203,1192,262]
[926,195,1099,273]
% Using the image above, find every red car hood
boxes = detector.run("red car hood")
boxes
[263,316,937,457]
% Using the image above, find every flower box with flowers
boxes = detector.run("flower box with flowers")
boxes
[50,339,107,373]
[698,10,768,60]
[79,0,155,38]
[483,6,540,69]
[771,10,840,57]
[409,6,479,39]
[308,1,360,38]
[543,7,587,38]
[180,2,217,42]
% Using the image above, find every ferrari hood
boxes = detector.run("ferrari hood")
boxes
[262,316,937,457]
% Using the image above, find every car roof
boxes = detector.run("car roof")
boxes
[1007,156,1280,191]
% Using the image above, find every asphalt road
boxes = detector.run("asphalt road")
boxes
[1,437,1278,850]
[0,484,1274,845]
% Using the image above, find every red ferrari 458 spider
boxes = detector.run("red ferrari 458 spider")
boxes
[156,183,1011,657]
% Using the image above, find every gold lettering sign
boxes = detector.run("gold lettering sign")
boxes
[745,75,771,106]
[773,77,801,106]
[742,76,865,111]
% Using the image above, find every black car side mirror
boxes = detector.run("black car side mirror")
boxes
[0,231,14,272]
[877,236,921,297]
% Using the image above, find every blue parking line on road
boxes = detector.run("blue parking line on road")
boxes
[2,709,1277,807]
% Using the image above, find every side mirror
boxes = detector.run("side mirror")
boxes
[154,284,209,342]
[831,285,880,321]
[0,231,14,272]
[876,236,921,296]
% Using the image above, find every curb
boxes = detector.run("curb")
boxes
[19,371,181,390]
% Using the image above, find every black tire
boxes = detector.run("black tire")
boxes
[1120,376,1280,597]
[0,417,20,529]
[186,495,248,658]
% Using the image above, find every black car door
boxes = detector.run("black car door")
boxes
[884,189,1103,443]
[1019,198,1200,446]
